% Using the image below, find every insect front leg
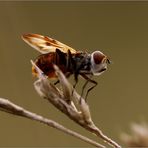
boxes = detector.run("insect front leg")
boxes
[80,73,98,101]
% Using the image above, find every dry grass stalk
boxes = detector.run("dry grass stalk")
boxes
[0,97,105,148]
[32,61,121,148]
[120,122,148,147]
[0,60,121,148]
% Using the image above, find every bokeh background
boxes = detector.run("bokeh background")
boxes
[0,1,148,147]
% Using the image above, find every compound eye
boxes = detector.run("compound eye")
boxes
[93,51,105,64]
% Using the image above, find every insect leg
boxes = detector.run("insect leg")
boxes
[80,74,92,99]
[67,50,79,96]
[80,73,98,101]
[54,80,59,85]
[85,80,97,101]
[54,72,72,85]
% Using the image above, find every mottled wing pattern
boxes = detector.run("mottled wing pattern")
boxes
[22,33,77,54]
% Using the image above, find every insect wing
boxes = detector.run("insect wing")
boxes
[22,33,77,54]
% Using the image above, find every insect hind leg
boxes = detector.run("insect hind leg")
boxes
[54,80,60,85]
[54,72,72,85]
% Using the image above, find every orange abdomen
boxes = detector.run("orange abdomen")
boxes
[32,53,67,79]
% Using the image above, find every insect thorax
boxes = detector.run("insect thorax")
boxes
[72,53,91,74]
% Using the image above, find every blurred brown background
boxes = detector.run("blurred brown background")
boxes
[0,1,148,147]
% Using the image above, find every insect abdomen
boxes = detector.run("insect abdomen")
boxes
[32,52,67,79]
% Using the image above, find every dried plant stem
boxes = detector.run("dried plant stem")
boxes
[0,61,121,148]
[32,62,121,148]
[88,124,120,148]
[0,98,105,148]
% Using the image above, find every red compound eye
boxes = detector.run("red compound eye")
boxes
[93,51,105,64]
